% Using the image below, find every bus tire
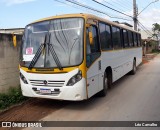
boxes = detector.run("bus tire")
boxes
[130,59,136,75]
[98,72,108,97]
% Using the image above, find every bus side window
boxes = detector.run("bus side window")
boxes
[99,22,112,50]
[86,26,100,67]
[123,29,129,48]
[137,34,141,46]
[90,26,99,53]
[112,26,121,49]
[128,31,134,47]
[139,35,142,46]
[133,33,138,47]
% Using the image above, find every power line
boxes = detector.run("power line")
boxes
[91,0,133,18]
[102,0,133,17]
[53,0,109,17]
[61,0,132,21]
[56,0,118,18]
[138,21,153,36]
[125,0,133,4]
[106,0,131,10]
[108,0,132,11]
[139,26,152,37]
[138,21,152,35]
[53,0,101,15]
[103,0,127,13]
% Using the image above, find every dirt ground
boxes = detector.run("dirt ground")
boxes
[0,98,70,130]
[0,98,69,121]
[142,53,158,64]
[142,58,149,64]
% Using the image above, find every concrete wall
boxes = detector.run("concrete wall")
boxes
[0,28,24,34]
[0,33,22,93]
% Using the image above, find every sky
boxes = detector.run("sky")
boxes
[0,0,160,36]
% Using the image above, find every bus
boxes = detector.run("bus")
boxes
[19,13,142,101]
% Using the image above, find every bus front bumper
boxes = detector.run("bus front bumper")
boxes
[20,69,87,101]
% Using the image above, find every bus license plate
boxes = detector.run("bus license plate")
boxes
[40,89,51,94]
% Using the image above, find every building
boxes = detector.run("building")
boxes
[0,28,24,34]
[140,29,159,54]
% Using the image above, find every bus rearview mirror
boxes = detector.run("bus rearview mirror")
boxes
[89,31,93,45]
[13,35,17,47]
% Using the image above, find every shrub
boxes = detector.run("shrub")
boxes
[0,86,28,110]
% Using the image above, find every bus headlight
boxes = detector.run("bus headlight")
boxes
[67,70,82,86]
[20,73,28,84]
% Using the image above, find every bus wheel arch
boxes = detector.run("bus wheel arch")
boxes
[98,66,112,97]
[134,57,136,65]
[130,58,136,75]
[105,67,112,88]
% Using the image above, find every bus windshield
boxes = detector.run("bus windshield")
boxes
[21,18,84,68]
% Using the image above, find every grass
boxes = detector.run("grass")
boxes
[152,49,160,53]
[0,86,28,110]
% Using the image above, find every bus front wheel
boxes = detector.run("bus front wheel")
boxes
[98,72,108,97]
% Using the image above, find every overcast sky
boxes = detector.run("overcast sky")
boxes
[0,0,160,36]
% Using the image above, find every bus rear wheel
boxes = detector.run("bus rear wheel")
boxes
[130,59,136,75]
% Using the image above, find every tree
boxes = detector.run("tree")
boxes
[152,23,160,39]
[152,23,160,50]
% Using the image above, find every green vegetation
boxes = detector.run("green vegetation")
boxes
[0,86,28,110]
[152,23,160,41]
[152,49,160,53]
[152,23,160,34]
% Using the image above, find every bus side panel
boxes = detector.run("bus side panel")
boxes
[101,47,142,85]
[136,47,143,66]
[101,50,126,83]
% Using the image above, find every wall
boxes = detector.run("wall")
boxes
[0,33,22,93]
[0,28,24,34]
[142,39,158,55]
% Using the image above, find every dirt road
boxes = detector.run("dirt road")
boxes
[1,54,160,130]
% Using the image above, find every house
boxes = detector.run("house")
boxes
[140,29,159,54]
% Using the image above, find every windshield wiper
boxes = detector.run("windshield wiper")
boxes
[28,44,45,70]
[45,32,62,70]
[28,43,44,70]
[48,38,63,70]
[28,33,48,70]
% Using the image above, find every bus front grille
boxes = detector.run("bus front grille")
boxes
[29,80,65,87]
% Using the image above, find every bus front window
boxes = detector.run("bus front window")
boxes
[20,18,84,68]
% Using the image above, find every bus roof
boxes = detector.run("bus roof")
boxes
[31,13,139,34]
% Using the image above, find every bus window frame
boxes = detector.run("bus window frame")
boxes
[122,29,129,48]
[21,17,85,69]
[133,32,138,47]
[112,26,122,50]
[98,21,113,51]
[128,31,134,47]
[138,34,142,47]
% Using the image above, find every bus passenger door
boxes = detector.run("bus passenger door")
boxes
[86,25,101,98]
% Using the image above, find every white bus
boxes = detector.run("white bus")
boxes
[19,13,142,101]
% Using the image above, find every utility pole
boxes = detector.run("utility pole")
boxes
[133,0,138,31]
